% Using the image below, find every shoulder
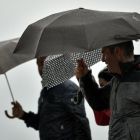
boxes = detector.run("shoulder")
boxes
[59,80,79,93]
[42,80,79,96]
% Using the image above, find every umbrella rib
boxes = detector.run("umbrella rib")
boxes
[121,17,139,34]
[36,10,75,57]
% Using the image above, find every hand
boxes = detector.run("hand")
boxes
[12,101,24,119]
[75,58,89,78]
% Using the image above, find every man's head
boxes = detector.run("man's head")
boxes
[37,56,47,77]
[101,41,134,74]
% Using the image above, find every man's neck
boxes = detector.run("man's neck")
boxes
[120,56,134,63]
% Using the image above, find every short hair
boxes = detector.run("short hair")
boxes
[107,41,134,58]
[98,68,113,82]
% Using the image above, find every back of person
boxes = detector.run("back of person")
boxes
[39,80,91,140]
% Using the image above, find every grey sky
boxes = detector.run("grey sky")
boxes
[0,0,140,140]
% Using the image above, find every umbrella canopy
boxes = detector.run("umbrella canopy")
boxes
[42,50,101,89]
[0,42,33,74]
[14,8,140,57]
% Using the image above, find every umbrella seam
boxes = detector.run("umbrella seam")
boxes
[120,17,139,34]
[81,11,89,51]
[36,9,76,57]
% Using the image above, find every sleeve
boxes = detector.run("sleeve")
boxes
[93,109,110,126]
[20,111,39,130]
[62,95,92,140]
[104,109,111,118]
[80,70,111,111]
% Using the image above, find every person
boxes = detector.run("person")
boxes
[75,41,140,140]
[93,68,112,126]
[12,56,91,140]
[98,68,113,88]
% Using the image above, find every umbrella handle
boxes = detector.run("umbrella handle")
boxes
[5,110,16,119]
[73,90,83,105]
[5,102,19,119]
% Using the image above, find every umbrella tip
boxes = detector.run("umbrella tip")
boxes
[79,7,84,9]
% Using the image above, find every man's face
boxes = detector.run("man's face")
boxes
[37,56,47,77]
[101,47,119,74]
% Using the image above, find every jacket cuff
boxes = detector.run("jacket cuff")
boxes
[20,111,28,121]
[81,70,92,82]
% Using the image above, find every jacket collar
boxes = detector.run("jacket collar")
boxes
[110,55,140,80]
[119,55,140,74]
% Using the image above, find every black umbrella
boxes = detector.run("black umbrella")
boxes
[0,41,33,118]
[14,8,140,57]
[14,8,140,104]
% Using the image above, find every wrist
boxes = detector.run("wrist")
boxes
[18,111,24,119]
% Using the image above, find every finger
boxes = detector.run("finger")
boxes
[15,101,21,108]
[75,69,84,76]
[78,67,84,70]
[77,60,83,67]
[12,107,19,111]
[12,110,19,116]
[11,102,15,105]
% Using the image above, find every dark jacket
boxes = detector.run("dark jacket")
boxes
[80,56,140,140]
[21,80,91,140]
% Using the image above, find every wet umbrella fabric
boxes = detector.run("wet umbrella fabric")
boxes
[13,8,140,105]
[0,41,33,118]
[0,42,33,74]
[0,41,33,99]
[14,8,140,57]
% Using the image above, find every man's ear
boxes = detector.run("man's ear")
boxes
[114,47,121,58]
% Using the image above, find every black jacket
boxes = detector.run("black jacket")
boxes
[21,80,91,140]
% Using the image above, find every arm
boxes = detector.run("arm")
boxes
[12,101,39,130]
[20,111,39,130]
[75,58,111,111]
[80,70,111,110]
[103,109,111,118]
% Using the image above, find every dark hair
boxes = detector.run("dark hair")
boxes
[107,41,134,58]
[98,68,113,82]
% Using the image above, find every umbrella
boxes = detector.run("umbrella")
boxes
[14,8,140,57]
[0,41,33,118]
[42,50,101,89]
[14,8,140,104]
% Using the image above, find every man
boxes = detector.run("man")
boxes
[12,57,91,140]
[75,41,140,140]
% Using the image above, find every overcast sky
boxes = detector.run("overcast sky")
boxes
[0,0,140,140]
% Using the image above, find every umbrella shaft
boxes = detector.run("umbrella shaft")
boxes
[4,74,15,102]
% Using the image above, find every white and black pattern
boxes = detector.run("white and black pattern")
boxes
[42,49,101,89]
[42,54,75,89]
